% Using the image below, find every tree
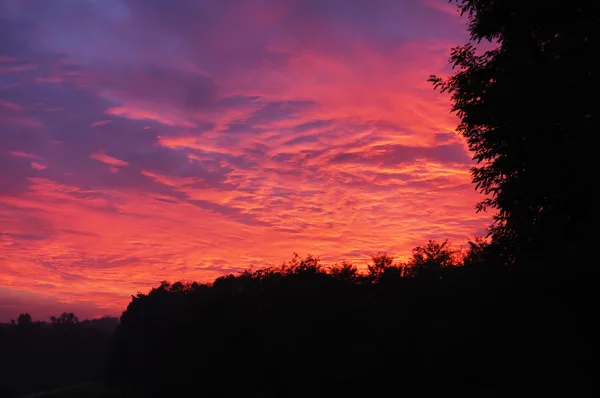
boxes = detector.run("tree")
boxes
[462,237,489,267]
[106,250,506,397]
[284,252,322,274]
[17,313,32,326]
[430,1,599,265]
[367,252,394,280]
[50,312,79,326]
[407,240,457,278]
[329,261,359,282]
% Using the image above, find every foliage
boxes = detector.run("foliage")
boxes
[429,0,598,264]
[50,312,79,326]
[367,252,396,279]
[2,233,593,397]
[406,239,458,277]
[105,247,500,397]
[17,313,32,326]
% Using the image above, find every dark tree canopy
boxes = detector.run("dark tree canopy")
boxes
[17,313,32,326]
[407,239,458,278]
[106,251,489,397]
[430,1,599,265]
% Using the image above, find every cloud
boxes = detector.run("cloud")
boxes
[9,150,38,159]
[91,119,113,127]
[188,199,270,227]
[421,0,462,17]
[0,0,487,321]
[0,99,24,111]
[330,143,472,166]
[90,152,129,167]
[0,286,121,322]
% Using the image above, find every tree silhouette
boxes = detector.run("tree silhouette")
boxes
[426,1,597,395]
[50,312,79,326]
[367,252,395,280]
[329,260,359,282]
[462,237,489,267]
[17,313,32,326]
[429,0,599,266]
[105,250,512,397]
[406,239,457,278]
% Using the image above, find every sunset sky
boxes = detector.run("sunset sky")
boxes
[0,0,490,321]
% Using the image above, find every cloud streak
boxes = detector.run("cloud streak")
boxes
[0,0,488,321]
[90,152,129,168]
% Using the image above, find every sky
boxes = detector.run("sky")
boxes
[0,0,490,321]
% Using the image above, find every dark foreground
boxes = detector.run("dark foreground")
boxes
[1,244,595,398]
[104,252,593,397]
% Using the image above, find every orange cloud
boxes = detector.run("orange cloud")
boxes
[0,0,489,321]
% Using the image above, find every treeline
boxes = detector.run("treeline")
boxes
[104,239,590,397]
[0,237,592,397]
[1,312,120,332]
[0,314,119,396]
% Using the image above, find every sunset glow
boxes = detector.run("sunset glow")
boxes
[0,0,489,321]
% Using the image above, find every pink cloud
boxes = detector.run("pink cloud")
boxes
[0,55,17,63]
[0,99,24,111]
[0,0,489,321]
[421,0,462,17]
[91,119,113,127]
[105,106,197,127]
[90,152,129,167]
[9,150,38,159]
[0,63,37,74]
